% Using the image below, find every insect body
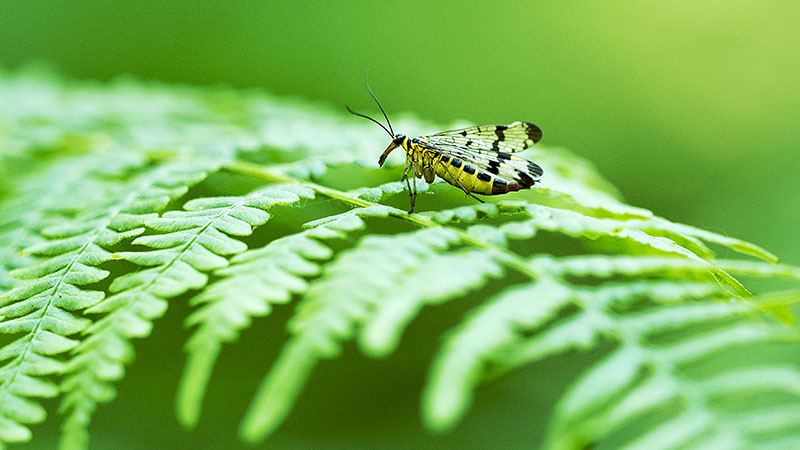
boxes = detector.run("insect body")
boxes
[348,82,543,213]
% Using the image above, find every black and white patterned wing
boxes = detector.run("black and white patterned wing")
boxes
[427,121,542,153]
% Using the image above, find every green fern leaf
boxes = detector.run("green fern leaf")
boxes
[0,69,797,450]
[57,183,313,449]
[0,153,147,295]
[177,203,381,427]
[0,159,212,446]
[240,225,468,441]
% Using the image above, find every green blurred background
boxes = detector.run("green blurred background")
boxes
[2,2,799,448]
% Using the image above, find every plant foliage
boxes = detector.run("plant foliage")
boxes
[0,68,799,449]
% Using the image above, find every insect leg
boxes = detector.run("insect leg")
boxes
[402,164,413,181]
[401,174,413,212]
[435,159,485,204]
[400,159,417,212]
[401,155,412,181]
[409,175,417,213]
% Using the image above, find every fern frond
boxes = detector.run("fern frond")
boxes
[0,159,212,446]
[424,260,800,447]
[426,252,799,416]
[542,311,800,450]
[239,225,468,441]
[57,183,312,449]
[176,202,368,427]
[182,164,795,446]
[0,152,149,295]
[1,70,797,450]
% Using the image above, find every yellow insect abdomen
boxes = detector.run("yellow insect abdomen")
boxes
[403,142,522,196]
[433,154,520,195]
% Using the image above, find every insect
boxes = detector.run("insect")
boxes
[347,81,543,213]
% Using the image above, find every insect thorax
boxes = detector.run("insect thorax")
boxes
[400,138,437,183]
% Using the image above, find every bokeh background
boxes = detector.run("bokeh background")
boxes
[3,2,799,448]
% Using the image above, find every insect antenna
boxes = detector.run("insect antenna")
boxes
[363,72,395,136]
[346,105,393,138]
[346,72,396,138]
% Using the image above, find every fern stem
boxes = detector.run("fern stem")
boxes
[222,160,539,278]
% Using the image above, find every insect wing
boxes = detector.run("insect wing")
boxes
[427,121,542,153]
